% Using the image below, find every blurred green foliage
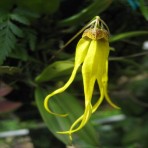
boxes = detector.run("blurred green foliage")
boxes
[0,0,148,147]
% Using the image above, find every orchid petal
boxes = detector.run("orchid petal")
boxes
[82,40,100,106]
[44,38,91,116]
[92,80,104,113]
[102,61,120,109]
[57,104,92,140]
[91,39,109,112]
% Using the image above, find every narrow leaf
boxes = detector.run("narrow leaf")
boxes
[110,31,148,42]
[9,22,24,37]
[58,0,112,27]
[139,0,148,20]
[10,13,30,25]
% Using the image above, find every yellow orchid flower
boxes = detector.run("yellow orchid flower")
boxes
[44,16,120,140]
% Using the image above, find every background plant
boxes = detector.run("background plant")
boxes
[0,0,148,147]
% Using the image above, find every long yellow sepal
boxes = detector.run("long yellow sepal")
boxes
[57,104,92,141]
[44,38,91,116]
[102,61,120,109]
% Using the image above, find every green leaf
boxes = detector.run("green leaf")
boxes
[58,0,112,27]
[10,13,30,25]
[0,20,17,64]
[139,0,148,20]
[110,31,148,42]
[0,12,27,64]
[35,87,99,146]
[9,22,24,37]
[35,61,74,83]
